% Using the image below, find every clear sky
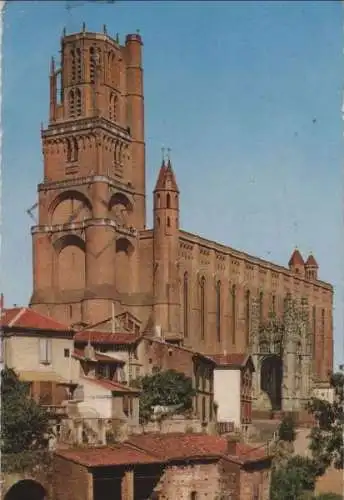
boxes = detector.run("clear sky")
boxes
[2,1,343,366]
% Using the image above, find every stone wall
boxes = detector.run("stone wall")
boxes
[129,416,205,436]
[52,456,93,500]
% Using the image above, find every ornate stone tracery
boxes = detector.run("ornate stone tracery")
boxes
[250,295,313,413]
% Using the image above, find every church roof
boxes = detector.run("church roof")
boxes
[305,254,318,268]
[288,248,304,267]
[154,159,179,193]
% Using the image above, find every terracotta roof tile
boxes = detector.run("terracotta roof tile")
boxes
[210,353,250,368]
[127,433,269,464]
[55,445,160,467]
[143,336,215,364]
[305,254,318,267]
[81,376,140,394]
[73,348,125,364]
[74,330,141,345]
[56,435,270,468]
[288,248,304,267]
[2,307,71,332]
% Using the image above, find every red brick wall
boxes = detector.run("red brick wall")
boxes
[53,456,93,500]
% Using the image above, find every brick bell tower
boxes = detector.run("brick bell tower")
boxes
[30,27,145,326]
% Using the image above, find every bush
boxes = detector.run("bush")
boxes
[132,369,196,423]
[270,455,318,500]
[278,413,296,442]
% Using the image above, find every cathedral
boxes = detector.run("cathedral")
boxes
[30,28,333,414]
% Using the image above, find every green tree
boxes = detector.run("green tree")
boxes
[132,369,196,423]
[278,413,297,442]
[306,372,344,474]
[1,368,51,454]
[270,455,318,500]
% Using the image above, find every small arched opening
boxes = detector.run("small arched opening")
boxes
[4,479,47,500]
[115,237,134,294]
[50,190,92,226]
[54,234,86,292]
[109,192,133,226]
[260,354,283,411]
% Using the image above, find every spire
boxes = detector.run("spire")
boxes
[305,253,318,268]
[288,248,304,267]
[154,148,179,193]
[50,56,55,75]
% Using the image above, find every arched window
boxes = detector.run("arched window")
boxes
[76,48,82,81]
[259,291,264,323]
[245,289,250,346]
[70,49,76,82]
[69,89,75,118]
[231,284,236,345]
[66,137,78,163]
[156,216,160,227]
[156,193,161,209]
[312,305,316,358]
[184,272,189,338]
[90,46,96,83]
[75,88,82,116]
[200,277,206,340]
[109,93,118,122]
[167,217,171,227]
[166,193,171,209]
[216,280,221,342]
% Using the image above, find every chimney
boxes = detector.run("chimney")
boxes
[84,343,96,361]
[0,294,4,313]
[226,433,238,455]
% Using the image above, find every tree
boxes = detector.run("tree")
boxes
[306,372,344,474]
[132,369,196,423]
[278,413,296,442]
[1,368,51,454]
[270,455,318,500]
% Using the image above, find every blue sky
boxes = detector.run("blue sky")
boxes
[2,1,343,366]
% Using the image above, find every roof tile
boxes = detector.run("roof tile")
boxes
[2,307,71,332]
[210,353,250,368]
[81,376,140,394]
[74,331,141,345]
[56,445,159,467]
[73,348,125,364]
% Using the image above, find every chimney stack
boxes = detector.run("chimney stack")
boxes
[226,433,238,455]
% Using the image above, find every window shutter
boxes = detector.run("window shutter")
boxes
[47,339,52,363]
[39,338,47,363]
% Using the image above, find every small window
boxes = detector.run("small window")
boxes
[64,348,70,358]
[39,338,52,365]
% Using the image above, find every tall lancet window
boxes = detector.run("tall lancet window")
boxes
[231,284,236,345]
[312,305,316,359]
[183,272,189,338]
[76,48,82,81]
[245,289,250,347]
[259,291,264,324]
[70,49,76,82]
[200,277,206,340]
[216,280,221,342]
